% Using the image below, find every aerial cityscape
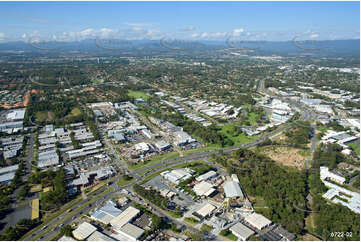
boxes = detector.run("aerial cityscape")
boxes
[0,1,360,241]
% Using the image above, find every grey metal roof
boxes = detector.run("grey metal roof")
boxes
[223,181,243,198]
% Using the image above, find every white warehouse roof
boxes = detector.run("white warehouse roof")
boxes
[244,213,272,230]
[72,222,97,240]
[7,109,25,120]
[196,203,216,218]
[193,181,215,197]
[110,206,140,230]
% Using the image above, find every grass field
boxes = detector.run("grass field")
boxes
[349,141,360,156]
[183,144,221,155]
[128,90,150,101]
[35,111,54,122]
[65,107,82,118]
[218,124,260,145]
[117,176,135,186]
[129,152,179,170]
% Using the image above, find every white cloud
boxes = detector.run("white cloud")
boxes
[123,22,149,27]
[99,28,118,38]
[0,33,5,40]
[200,32,209,38]
[79,28,96,38]
[181,26,195,32]
[190,33,200,38]
[233,28,244,37]
[310,33,319,39]
[130,27,143,32]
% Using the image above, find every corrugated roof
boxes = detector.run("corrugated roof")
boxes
[230,222,254,240]
[244,213,272,230]
[197,203,216,218]
[223,181,243,198]
[90,201,122,224]
[72,222,97,240]
[110,206,140,229]
[119,223,144,240]
[193,181,214,196]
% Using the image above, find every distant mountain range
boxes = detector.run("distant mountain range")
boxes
[0,39,359,58]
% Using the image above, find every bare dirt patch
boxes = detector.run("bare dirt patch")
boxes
[259,145,307,169]
[302,233,321,241]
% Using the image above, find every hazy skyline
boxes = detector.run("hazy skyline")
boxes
[0,1,360,42]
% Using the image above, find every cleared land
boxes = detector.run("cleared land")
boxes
[258,145,307,169]
[35,111,54,122]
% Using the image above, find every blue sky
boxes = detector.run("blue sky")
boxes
[0,1,359,42]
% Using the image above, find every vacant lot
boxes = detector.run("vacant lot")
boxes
[218,124,260,145]
[259,145,307,169]
[35,111,54,122]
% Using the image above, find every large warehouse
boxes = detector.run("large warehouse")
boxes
[193,203,216,219]
[110,206,140,231]
[230,222,255,241]
[193,181,216,197]
[72,222,97,240]
[244,213,272,230]
[90,201,123,224]
[223,181,243,199]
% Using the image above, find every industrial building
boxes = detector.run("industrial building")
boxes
[193,181,216,197]
[117,223,145,241]
[196,170,217,182]
[321,180,360,214]
[0,164,18,184]
[90,201,123,224]
[244,213,272,230]
[134,142,150,153]
[230,222,255,241]
[110,206,140,231]
[6,109,25,121]
[223,181,243,199]
[160,168,193,185]
[154,140,171,151]
[72,222,98,240]
[192,203,216,219]
[320,166,346,184]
